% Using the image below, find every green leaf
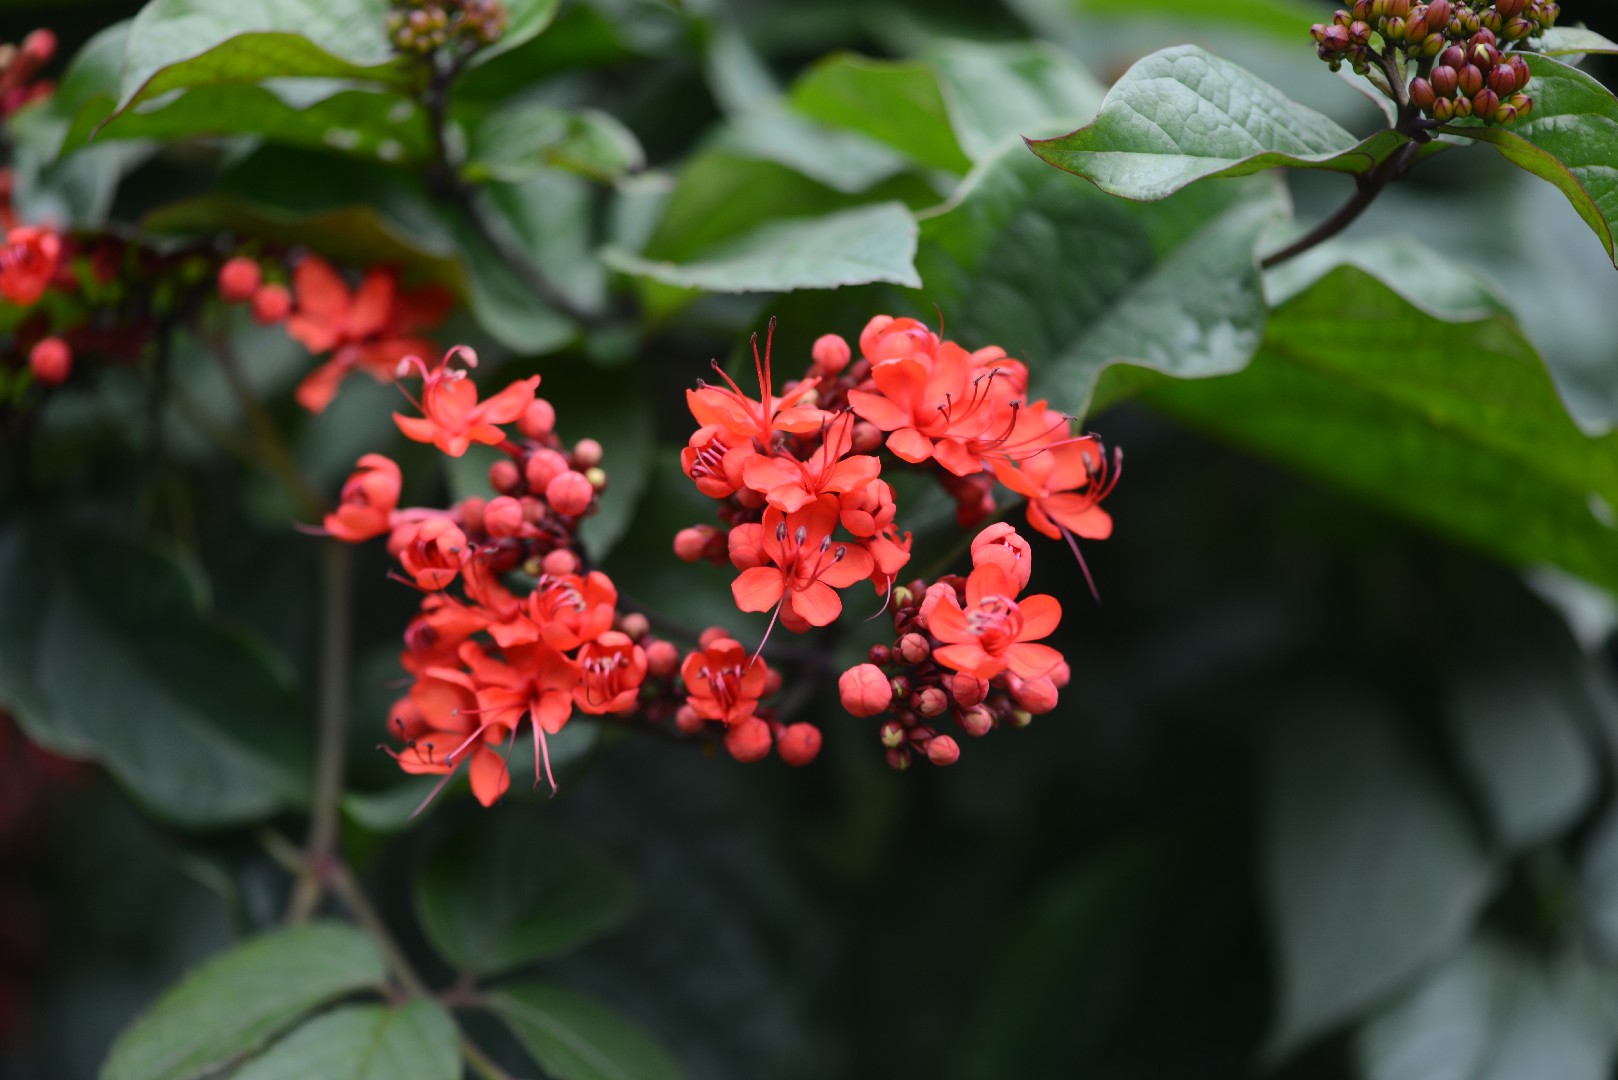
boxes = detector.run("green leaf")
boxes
[85,84,432,162]
[100,922,387,1080]
[470,0,564,65]
[1442,56,1618,269]
[1531,26,1618,58]
[488,982,687,1080]
[464,102,643,184]
[415,807,636,977]
[1261,698,1495,1058]
[1358,940,1614,1080]
[604,202,921,293]
[1072,0,1328,40]
[708,113,912,194]
[1139,266,1618,594]
[911,146,1286,413]
[1028,45,1421,201]
[113,0,411,122]
[0,520,307,826]
[231,1001,458,1080]
[927,39,1105,162]
[789,53,973,174]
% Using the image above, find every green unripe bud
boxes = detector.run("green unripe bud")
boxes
[1384,15,1406,39]
[1432,97,1455,122]
[1452,95,1473,118]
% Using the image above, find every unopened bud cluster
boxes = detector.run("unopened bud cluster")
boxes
[1311,1,1558,124]
[386,0,507,55]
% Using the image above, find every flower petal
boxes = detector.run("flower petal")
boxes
[1006,642,1063,680]
[732,567,785,612]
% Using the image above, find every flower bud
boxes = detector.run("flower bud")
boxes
[725,717,772,763]
[896,632,930,665]
[1487,65,1516,96]
[1452,95,1473,118]
[1479,8,1502,31]
[518,398,555,439]
[811,333,851,374]
[879,721,906,748]
[29,337,70,385]
[584,466,608,491]
[1409,77,1436,111]
[251,284,291,324]
[1426,0,1451,26]
[674,524,717,562]
[1431,64,1460,97]
[886,746,911,771]
[620,612,650,640]
[889,675,910,701]
[1459,64,1484,97]
[840,664,893,717]
[1010,709,1033,728]
[926,735,960,767]
[1009,675,1059,715]
[572,438,603,468]
[1383,16,1406,40]
[1406,11,1429,41]
[1320,24,1350,51]
[1432,97,1455,121]
[867,643,892,667]
[914,687,948,717]
[482,495,524,538]
[541,548,579,575]
[645,639,679,677]
[1421,32,1445,56]
[1493,103,1518,124]
[950,673,988,708]
[1388,0,1409,15]
[1496,0,1526,19]
[1509,55,1531,91]
[958,705,993,737]
[1348,20,1372,45]
[525,447,568,492]
[1473,88,1500,119]
[1509,92,1532,117]
[217,257,261,302]
[698,626,733,650]
[482,458,516,495]
[545,470,594,516]
[675,704,705,734]
[777,723,822,766]
[1440,44,1465,68]
[1372,0,1389,16]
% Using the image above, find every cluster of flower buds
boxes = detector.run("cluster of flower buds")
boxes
[1410,30,1534,122]
[386,0,508,55]
[216,255,293,326]
[675,314,1117,768]
[1311,1,1557,124]
[0,29,54,119]
[841,523,1072,769]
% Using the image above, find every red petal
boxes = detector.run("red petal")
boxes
[923,592,972,643]
[1016,594,1062,641]
[932,642,1001,680]
[886,427,933,464]
[732,567,785,612]
[846,388,910,431]
[1007,643,1062,680]
[469,745,512,806]
[788,580,843,626]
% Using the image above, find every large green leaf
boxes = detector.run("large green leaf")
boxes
[232,1001,459,1080]
[100,923,388,1080]
[1261,699,1495,1058]
[1532,26,1618,58]
[1443,56,1618,269]
[415,807,636,977]
[1139,267,1618,593]
[789,53,972,175]
[488,982,687,1080]
[1072,0,1327,40]
[0,521,306,826]
[604,202,921,293]
[113,0,413,122]
[1358,940,1614,1080]
[464,102,643,184]
[909,146,1286,412]
[926,39,1105,163]
[1028,45,1423,201]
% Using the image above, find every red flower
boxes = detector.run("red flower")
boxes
[391,517,469,590]
[923,562,1063,681]
[573,631,647,715]
[0,226,60,306]
[687,317,825,445]
[393,346,539,457]
[323,454,401,542]
[740,411,882,513]
[989,436,1119,542]
[681,637,768,725]
[729,496,874,628]
[285,256,452,412]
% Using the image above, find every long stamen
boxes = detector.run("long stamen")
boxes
[1060,524,1102,605]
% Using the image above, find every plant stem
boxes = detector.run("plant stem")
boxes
[286,541,353,922]
[460,1037,518,1080]
[325,859,432,998]
[1259,138,1423,270]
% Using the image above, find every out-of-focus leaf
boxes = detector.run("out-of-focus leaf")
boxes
[912,147,1285,412]
[604,202,920,293]
[1443,57,1618,269]
[0,520,306,826]
[1358,939,1614,1080]
[1262,235,1514,320]
[113,0,412,122]
[488,982,687,1080]
[789,53,972,174]
[708,113,912,194]
[231,1001,458,1080]
[100,923,387,1080]
[1029,46,1425,200]
[1532,26,1618,57]
[469,0,564,65]
[1261,699,1495,1058]
[1071,0,1326,39]
[1140,267,1618,593]
[415,807,636,977]
[927,39,1105,162]
[464,102,643,184]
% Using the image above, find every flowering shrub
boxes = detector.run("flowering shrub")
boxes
[2,1,1618,1077]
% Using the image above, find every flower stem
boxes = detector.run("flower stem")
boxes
[286,540,353,922]
[1259,138,1424,270]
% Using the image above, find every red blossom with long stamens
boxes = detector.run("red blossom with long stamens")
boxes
[729,496,875,629]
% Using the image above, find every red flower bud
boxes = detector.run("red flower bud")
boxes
[1410,77,1436,111]
[486,458,519,495]
[879,721,906,748]
[525,447,568,492]
[1458,64,1484,97]
[1453,95,1474,118]
[1509,55,1531,91]
[546,470,594,516]
[959,705,993,737]
[1009,675,1059,715]
[675,704,705,734]
[518,398,555,439]
[896,633,930,665]
[541,548,579,575]
[1473,88,1500,119]
[1433,97,1456,122]
[698,625,732,650]
[777,723,822,766]
[572,438,603,468]
[28,336,70,385]
[926,735,960,767]
[1387,0,1409,16]
[1487,64,1516,96]
[217,257,262,303]
[482,495,524,537]
[886,747,911,771]
[1497,0,1527,21]
[867,643,892,667]
[674,525,718,562]
[620,612,650,640]
[914,687,948,717]
[251,284,291,324]
[850,421,883,453]
[840,663,893,717]
[811,333,851,374]
[950,673,988,708]
[725,717,772,762]
[1440,44,1465,68]
[646,639,679,678]
[1431,64,1460,97]
[1426,0,1451,26]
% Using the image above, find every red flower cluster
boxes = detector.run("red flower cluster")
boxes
[676,315,1117,767]
[0,29,54,118]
